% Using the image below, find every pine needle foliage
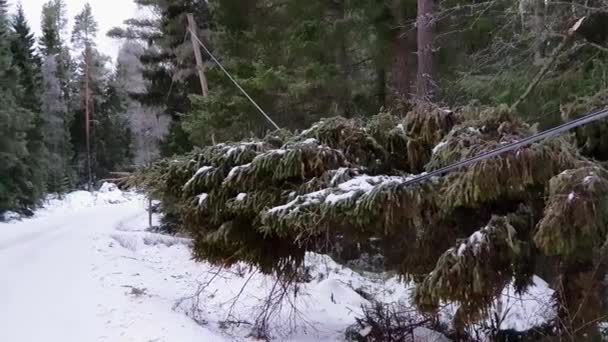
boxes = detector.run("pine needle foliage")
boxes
[534,165,608,261]
[414,215,531,322]
[428,106,581,209]
[136,105,605,332]
[560,91,608,160]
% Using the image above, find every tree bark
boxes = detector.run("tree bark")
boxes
[85,44,93,190]
[333,0,352,117]
[391,0,415,102]
[416,0,436,102]
[375,65,386,108]
[531,0,546,65]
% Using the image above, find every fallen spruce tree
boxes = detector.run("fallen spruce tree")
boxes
[134,104,608,339]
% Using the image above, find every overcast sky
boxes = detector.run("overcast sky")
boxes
[8,0,138,60]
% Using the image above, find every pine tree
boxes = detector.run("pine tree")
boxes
[72,3,97,50]
[71,4,132,180]
[71,3,98,187]
[126,0,608,338]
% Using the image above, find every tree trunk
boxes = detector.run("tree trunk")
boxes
[532,0,545,65]
[334,0,351,117]
[391,0,415,102]
[375,65,386,108]
[84,44,93,190]
[148,197,153,228]
[416,0,436,102]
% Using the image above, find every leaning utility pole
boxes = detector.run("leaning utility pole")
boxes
[186,13,209,97]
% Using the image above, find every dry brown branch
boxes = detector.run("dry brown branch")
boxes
[173,266,225,325]
[511,35,572,110]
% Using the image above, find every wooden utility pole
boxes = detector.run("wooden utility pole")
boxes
[85,44,93,190]
[187,13,209,97]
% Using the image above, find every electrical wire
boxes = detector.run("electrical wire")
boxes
[186,23,608,187]
[402,106,608,187]
[187,28,281,131]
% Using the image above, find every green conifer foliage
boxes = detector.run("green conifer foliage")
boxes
[136,104,608,336]
[0,0,44,213]
[10,4,49,208]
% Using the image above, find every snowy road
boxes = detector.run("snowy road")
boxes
[0,189,377,342]
[0,201,140,341]
[0,191,226,342]
[0,189,392,342]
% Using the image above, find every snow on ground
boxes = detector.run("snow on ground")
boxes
[0,185,554,341]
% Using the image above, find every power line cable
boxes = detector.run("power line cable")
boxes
[187,22,608,186]
[187,27,281,131]
[402,106,608,187]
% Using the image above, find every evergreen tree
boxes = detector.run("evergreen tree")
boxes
[10,3,48,208]
[39,0,75,192]
[95,74,132,176]
[39,0,67,56]
[71,3,98,186]
[110,0,424,148]
[115,42,169,166]
[182,0,392,145]
[41,55,73,192]
[71,4,131,180]
[127,1,608,338]
[71,3,97,50]
[139,104,608,339]
[433,0,608,125]
[108,0,211,154]
[0,0,35,213]
[11,4,40,111]
[416,0,436,101]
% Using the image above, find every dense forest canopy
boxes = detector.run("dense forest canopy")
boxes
[4,0,608,340]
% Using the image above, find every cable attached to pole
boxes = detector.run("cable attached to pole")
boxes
[187,27,281,131]
[184,17,608,185]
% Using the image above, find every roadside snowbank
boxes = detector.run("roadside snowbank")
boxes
[1,182,136,223]
[99,208,554,341]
